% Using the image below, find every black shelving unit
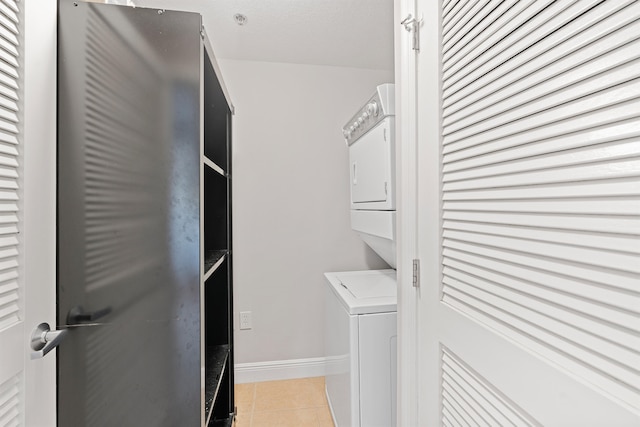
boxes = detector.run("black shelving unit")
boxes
[202,44,234,427]
[59,2,234,425]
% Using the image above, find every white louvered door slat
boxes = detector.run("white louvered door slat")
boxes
[417,0,640,425]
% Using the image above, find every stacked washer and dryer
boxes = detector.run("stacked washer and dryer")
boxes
[325,84,397,427]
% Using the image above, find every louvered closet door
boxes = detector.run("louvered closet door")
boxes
[0,0,23,423]
[416,0,640,425]
[0,0,57,425]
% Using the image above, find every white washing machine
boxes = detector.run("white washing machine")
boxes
[324,269,397,427]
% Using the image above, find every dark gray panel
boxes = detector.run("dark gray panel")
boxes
[58,1,201,425]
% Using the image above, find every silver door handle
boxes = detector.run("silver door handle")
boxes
[67,305,112,324]
[30,323,68,360]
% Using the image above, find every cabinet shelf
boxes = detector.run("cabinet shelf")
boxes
[204,156,225,177]
[204,344,230,425]
[204,250,227,281]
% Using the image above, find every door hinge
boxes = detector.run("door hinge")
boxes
[413,259,420,288]
[401,14,423,52]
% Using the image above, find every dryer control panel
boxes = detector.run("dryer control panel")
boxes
[342,83,395,144]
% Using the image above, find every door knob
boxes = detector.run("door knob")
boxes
[30,322,68,359]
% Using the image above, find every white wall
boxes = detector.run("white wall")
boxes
[218,59,393,369]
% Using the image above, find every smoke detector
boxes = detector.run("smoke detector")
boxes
[234,13,248,26]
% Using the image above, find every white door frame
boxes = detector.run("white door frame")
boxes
[23,0,57,424]
[395,0,419,425]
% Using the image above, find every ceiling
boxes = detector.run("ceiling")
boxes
[107,0,395,70]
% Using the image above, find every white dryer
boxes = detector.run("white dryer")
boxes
[324,269,397,427]
[343,83,396,268]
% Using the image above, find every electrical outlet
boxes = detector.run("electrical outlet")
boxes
[239,311,252,330]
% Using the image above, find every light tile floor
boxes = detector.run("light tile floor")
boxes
[234,377,335,427]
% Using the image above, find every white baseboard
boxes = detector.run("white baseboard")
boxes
[234,357,327,384]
